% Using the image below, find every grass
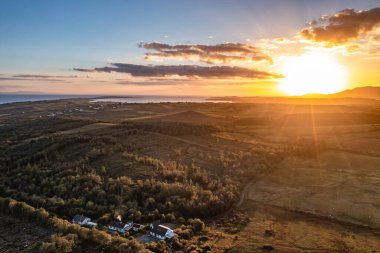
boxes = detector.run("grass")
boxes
[1,98,380,252]
[246,151,380,228]
[228,203,380,253]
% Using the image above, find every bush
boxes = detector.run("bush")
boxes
[191,218,205,233]
[40,233,77,253]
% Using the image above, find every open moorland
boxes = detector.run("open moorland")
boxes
[1,97,380,252]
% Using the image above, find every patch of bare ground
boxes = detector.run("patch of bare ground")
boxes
[0,214,52,253]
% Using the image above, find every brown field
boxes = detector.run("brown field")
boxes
[0,215,52,252]
[243,135,380,229]
[228,204,380,253]
[1,97,380,252]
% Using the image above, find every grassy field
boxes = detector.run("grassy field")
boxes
[245,151,380,227]
[1,97,380,252]
[229,204,380,253]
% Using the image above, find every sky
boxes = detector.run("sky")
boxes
[1,0,380,96]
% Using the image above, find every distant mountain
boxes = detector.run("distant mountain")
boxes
[300,86,380,100]
[328,86,380,100]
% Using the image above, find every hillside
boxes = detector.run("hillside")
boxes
[302,86,380,100]
[141,110,223,124]
[330,86,380,100]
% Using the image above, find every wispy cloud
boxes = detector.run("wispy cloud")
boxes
[0,74,81,83]
[0,77,68,82]
[0,77,69,82]
[13,74,78,79]
[0,77,30,81]
[0,84,27,91]
[138,42,273,64]
[74,63,282,79]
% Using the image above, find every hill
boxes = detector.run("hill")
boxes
[330,86,380,100]
[302,86,380,100]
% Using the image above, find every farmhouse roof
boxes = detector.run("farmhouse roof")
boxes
[72,215,88,223]
[109,221,128,229]
[150,224,171,237]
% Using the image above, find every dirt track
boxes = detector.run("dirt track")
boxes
[236,181,254,207]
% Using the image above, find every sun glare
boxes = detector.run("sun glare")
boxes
[278,51,348,96]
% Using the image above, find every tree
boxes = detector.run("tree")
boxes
[40,233,77,253]
[191,219,205,233]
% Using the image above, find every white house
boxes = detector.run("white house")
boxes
[72,215,91,226]
[108,220,133,233]
[149,223,175,240]
[86,221,98,228]
[132,223,145,232]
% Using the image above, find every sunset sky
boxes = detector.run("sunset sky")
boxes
[1,0,380,96]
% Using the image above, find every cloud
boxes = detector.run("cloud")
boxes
[74,63,282,79]
[0,74,79,83]
[0,84,27,90]
[0,77,68,82]
[115,80,189,86]
[0,77,31,81]
[300,8,380,46]
[138,42,273,64]
[13,74,78,79]
[370,35,380,44]
[346,43,361,52]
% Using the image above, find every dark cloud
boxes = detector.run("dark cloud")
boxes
[74,63,282,79]
[0,77,67,82]
[300,8,380,45]
[115,80,185,86]
[114,80,272,86]
[138,42,273,64]
[13,74,78,79]
[0,77,30,81]
[115,77,201,85]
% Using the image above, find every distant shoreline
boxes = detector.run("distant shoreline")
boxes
[0,94,232,105]
[0,94,98,105]
[2,87,380,106]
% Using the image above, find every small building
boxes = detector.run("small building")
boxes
[149,223,175,240]
[108,220,133,233]
[72,215,91,226]
[86,221,98,228]
[132,223,145,232]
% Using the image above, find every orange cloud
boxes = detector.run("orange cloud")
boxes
[300,8,380,46]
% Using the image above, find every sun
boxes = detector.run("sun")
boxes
[278,51,348,96]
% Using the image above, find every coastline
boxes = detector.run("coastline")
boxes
[0,94,232,105]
